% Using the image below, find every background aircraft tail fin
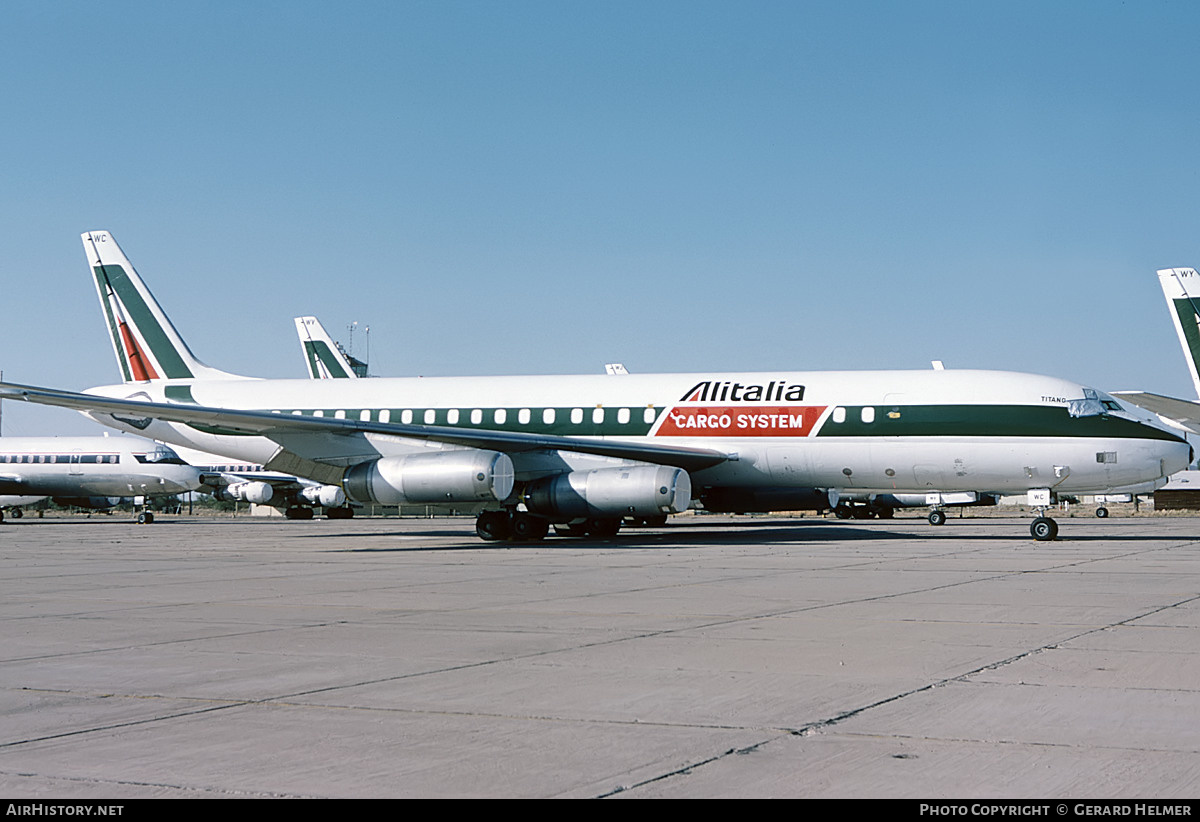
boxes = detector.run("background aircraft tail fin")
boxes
[294,316,360,379]
[1157,267,1200,399]
[82,231,249,383]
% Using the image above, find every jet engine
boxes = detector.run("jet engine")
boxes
[299,484,347,508]
[218,481,274,505]
[343,450,515,506]
[523,465,691,519]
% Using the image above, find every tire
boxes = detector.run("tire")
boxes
[476,510,511,541]
[511,512,549,541]
[585,518,622,538]
[928,510,946,526]
[285,507,314,520]
[1030,516,1058,541]
[1095,507,1109,518]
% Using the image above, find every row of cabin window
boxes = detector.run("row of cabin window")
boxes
[0,454,120,464]
[282,407,658,426]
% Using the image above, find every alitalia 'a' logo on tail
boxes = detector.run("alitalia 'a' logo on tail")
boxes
[106,282,159,381]
[93,264,194,382]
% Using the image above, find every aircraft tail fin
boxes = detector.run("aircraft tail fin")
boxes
[82,231,249,383]
[1157,267,1200,399]
[294,316,360,379]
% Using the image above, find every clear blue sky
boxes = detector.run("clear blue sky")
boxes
[2,0,1199,435]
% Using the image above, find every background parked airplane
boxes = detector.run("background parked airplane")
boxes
[170,443,352,519]
[0,435,202,523]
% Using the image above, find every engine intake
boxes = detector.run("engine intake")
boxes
[299,484,347,508]
[524,465,691,519]
[218,481,274,505]
[343,450,515,506]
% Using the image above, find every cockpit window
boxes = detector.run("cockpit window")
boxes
[1069,389,1122,419]
[133,444,188,465]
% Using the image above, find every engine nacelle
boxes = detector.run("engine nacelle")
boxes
[220,481,274,505]
[524,465,691,519]
[343,450,515,506]
[299,484,347,508]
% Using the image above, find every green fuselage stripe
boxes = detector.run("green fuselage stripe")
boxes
[817,405,1183,441]
[193,403,1180,443]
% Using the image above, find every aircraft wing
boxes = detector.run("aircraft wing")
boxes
[0,381,730,475]
[1111,391,1200,434]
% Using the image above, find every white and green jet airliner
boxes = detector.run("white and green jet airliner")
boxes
[0,231,1191,541]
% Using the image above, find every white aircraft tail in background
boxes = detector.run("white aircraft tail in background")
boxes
[1156,267,1200,398]
[295,316,361,379]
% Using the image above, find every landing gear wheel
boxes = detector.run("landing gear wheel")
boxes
[1031,516,1058,541]
[877,507,894,519]
[476,510,512,541]
[285,507,314,520]
[585,518,622,538]
[1095,507,1109,518]
[928,510,947,526]
[11,508,22,519]
[136,511,154,524]
[510,512,549,541]
[325,506,354,519]
[834,505,852,519]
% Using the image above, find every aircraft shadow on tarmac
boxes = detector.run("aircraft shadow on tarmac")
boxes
[303,517,1192,552]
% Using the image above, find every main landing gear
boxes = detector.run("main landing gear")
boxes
[476,510,551,542]
[475,510,627,542]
